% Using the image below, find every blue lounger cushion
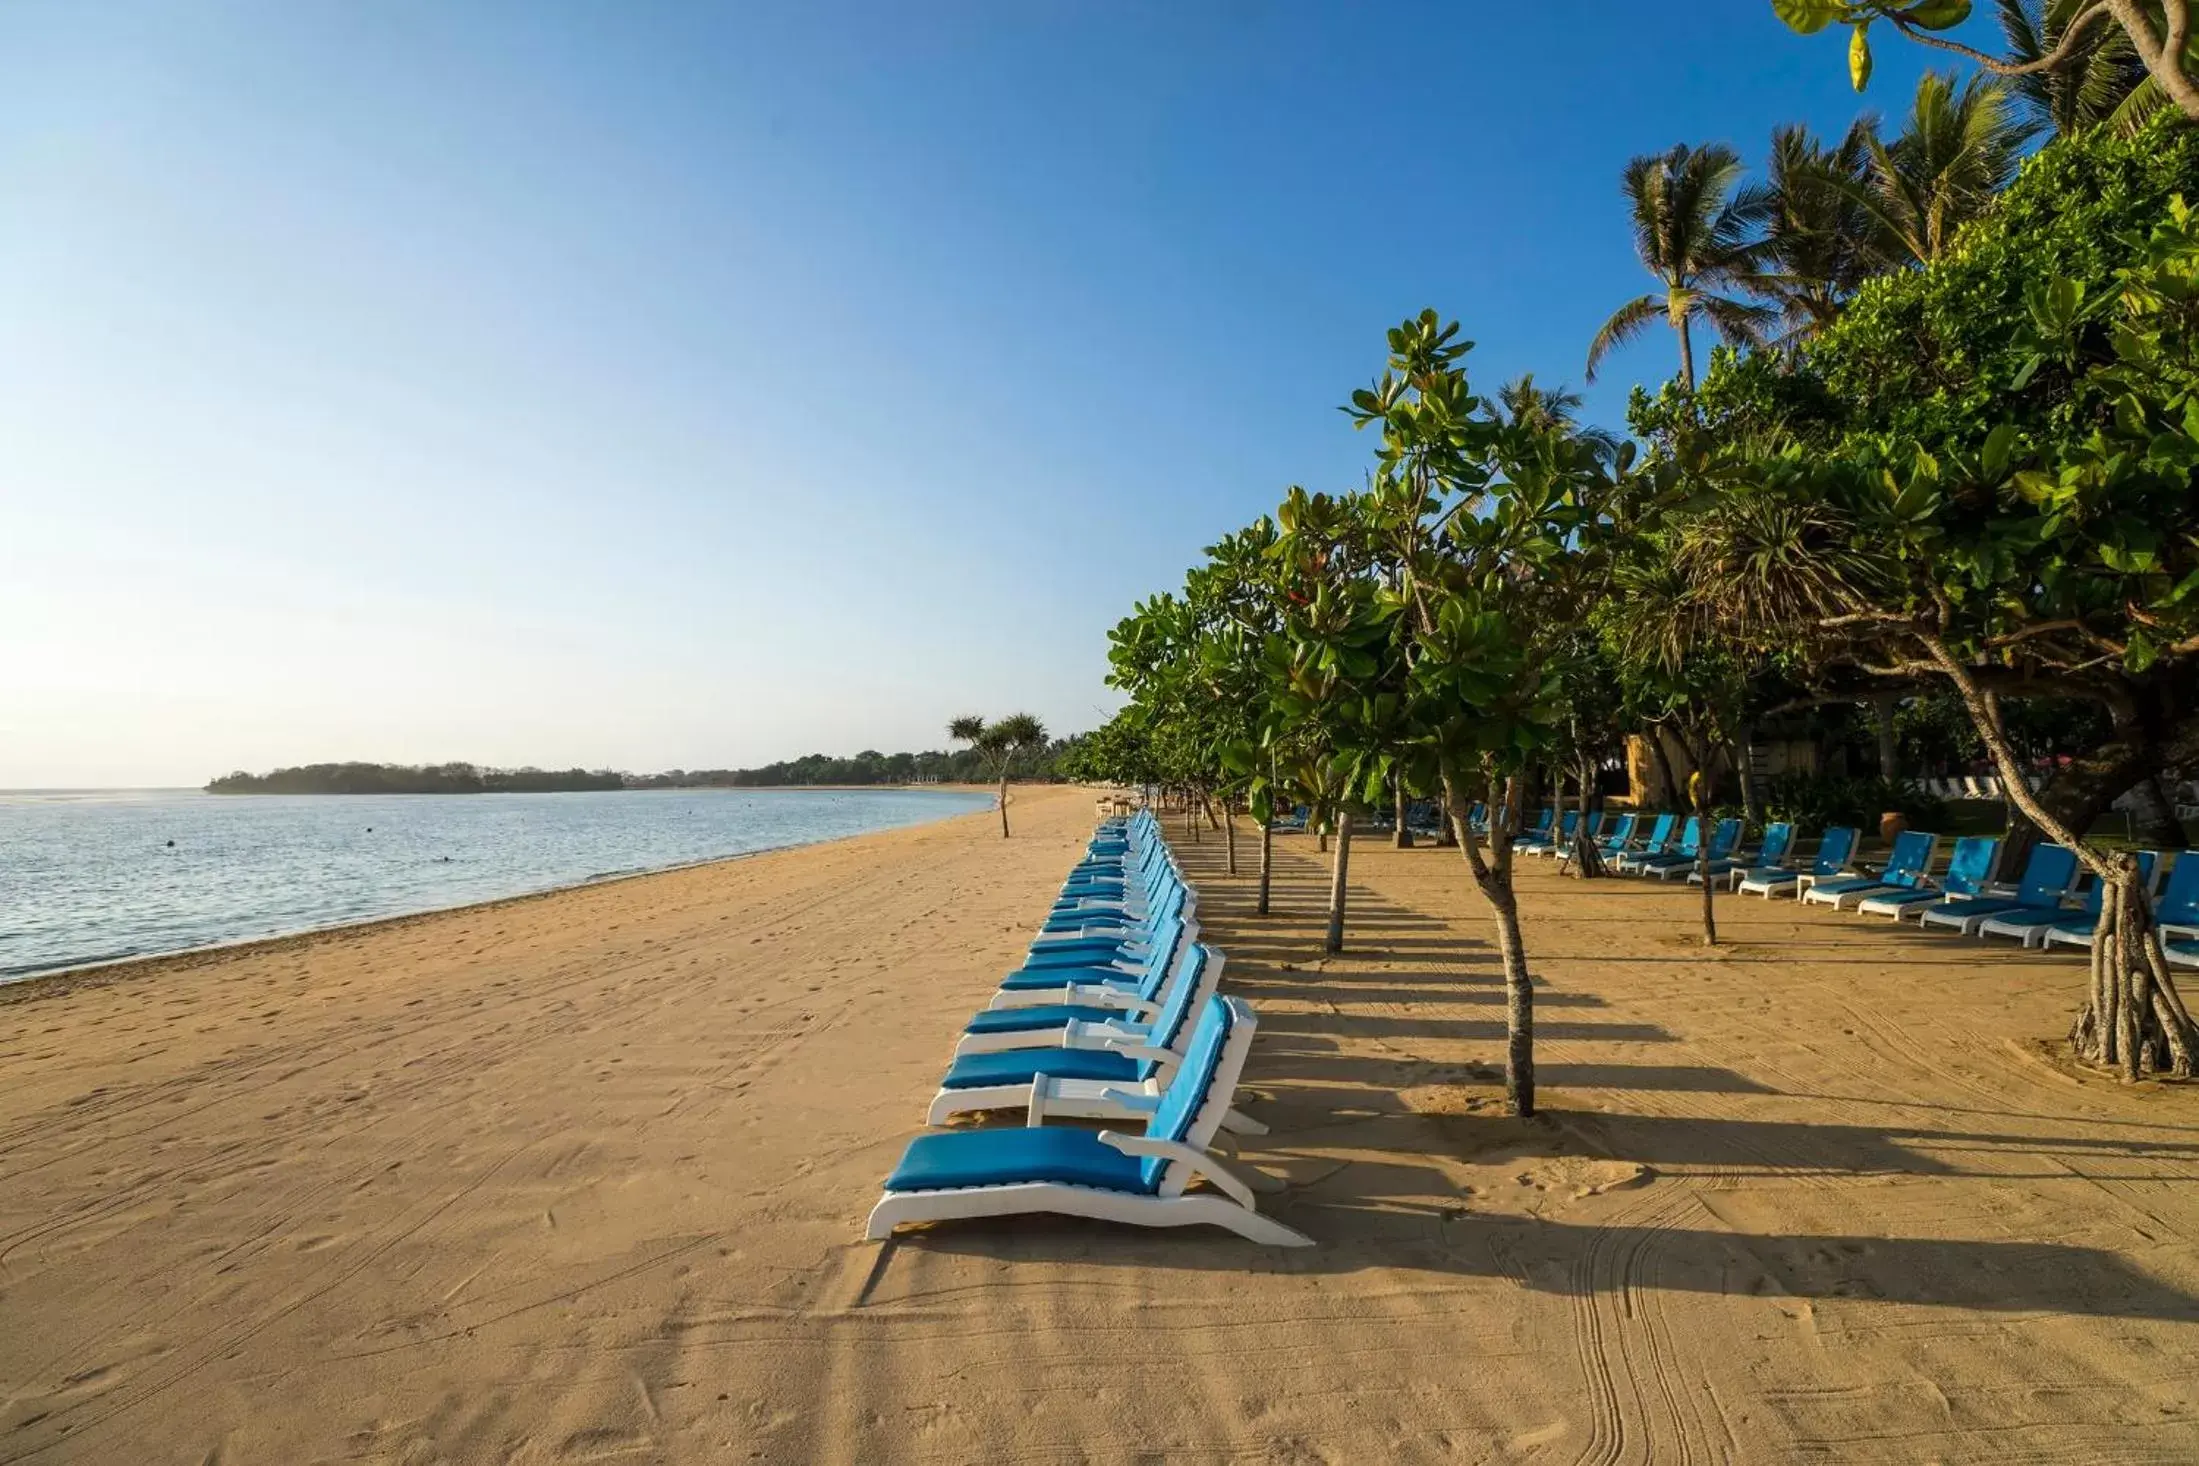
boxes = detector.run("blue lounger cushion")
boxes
[998,966,1133,990]
[939,1047,1146,1090]
[883,1126,1151,1194]
[962,1003,1124,1035]
[1023,942,1134,968]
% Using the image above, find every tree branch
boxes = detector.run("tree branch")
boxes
[1890,1,2117,75]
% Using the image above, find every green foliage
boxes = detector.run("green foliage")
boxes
[206,762,624,795]
[1666,114,2199,455]
[1763,769,1952,828]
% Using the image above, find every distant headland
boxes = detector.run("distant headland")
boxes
[206,744,1081,795]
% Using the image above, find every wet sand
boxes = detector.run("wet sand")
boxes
[3,785,2196,1462]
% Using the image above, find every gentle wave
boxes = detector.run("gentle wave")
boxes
[0,787,992,981]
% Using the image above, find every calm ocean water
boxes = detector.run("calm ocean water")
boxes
[0,787,993,982]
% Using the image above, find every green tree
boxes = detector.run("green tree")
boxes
[948,713,1049,837]
[1666,197,2199,1074]
[1850,71,2034,267]
[1762,120,1883,345]
[1773,0,2199,125]
[1350,311,1632,1115]
[1999,0,2150,134]
[1588,143,1776,390]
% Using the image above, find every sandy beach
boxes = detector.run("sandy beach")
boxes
[4,784,2198,1463]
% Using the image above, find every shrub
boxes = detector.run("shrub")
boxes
[1764,771,1949,832]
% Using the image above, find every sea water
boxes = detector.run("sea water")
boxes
[0,787,992,981]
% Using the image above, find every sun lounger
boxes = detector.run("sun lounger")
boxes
[994,913,1194,1004]
[955,936,1215,1057]
[1857,836,1998,918]
[1593,811,1639,855]
[1614,814,1694,874]
[1987,851,2157,948]
[934,941,1225,1123]
[1641,817,1741,881]
[1510,808,1560,852]
[1733,826,1859,899]
[1691,821,1791,884]
[869,995,1311,1246]
[1916,844,2080,934]
[1800,830,1938,909]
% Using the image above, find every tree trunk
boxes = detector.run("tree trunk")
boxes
[1675,310,1696,392]
[1221,799,1238,876]
[1568,752,1607,878]
[1873,695,1900,782]
[1734,726,1764,831]
[1441,765,1535,1117]
[1921,635,2197,1076]
[2107,0,2199,123]
[1324,809,1354,954]
[2000,693,2198,873]
[1651,733,1686,811]
[998,773,1011,838]
[1258,818,1273,916]
[1394,768,1414,848]
[1693,769,1718,947]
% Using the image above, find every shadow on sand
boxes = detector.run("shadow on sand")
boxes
[884,833,2199,1323]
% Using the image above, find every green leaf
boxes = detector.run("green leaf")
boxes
[1773,0,1851,33]
[1899,0,1970,27]
[1980,422,2016,481]
[1848,22,1873,90]
[2128,630,2159,673]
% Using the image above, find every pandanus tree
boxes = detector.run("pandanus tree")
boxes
[948,713,1049,837]
[1775,0,2199,126]
[1588,143,1777,390]
[1664,199,2199,1073]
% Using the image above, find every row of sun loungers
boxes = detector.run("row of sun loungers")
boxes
[1516,805,2199,959]
[866,808,1310,1246]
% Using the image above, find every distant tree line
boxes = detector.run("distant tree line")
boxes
[627,738,1085,789]
[207,762,626,795]
[208,740,1092,795]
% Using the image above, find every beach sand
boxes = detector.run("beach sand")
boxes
[3,784,2197,1462]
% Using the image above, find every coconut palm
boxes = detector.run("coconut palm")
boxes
[1851,71,2034,268]
[1997,0,2148,135]
[950,712,1049,837]
[1587,143,1776,391]
[1758,120,1881,348]
[1495,374,1626,460]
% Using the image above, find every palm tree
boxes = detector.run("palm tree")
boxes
[950,713,1049,837]
[1759,120,1881,348]
[1851,71,2034,268]
[1996,0,2148,136]
[1588,142,1776,391]
[1495,373,1626,460]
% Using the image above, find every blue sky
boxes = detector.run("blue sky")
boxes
[0,1,2002,785]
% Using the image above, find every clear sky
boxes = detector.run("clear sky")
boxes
[0,1,2001,786]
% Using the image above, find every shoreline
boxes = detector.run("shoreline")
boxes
[0,790,1003,1005]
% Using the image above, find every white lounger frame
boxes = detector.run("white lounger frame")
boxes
[954,948,1222,1058]
[930,954,1230,1123]
[869,996,1311,1246]
[1976,907,2081,947]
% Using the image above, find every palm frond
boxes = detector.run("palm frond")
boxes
[1586,294,1666,383]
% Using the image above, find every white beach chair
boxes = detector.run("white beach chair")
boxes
[868,995,1309,1246]
[931,945,1231,1124]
